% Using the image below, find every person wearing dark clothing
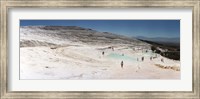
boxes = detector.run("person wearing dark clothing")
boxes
[142,57,144,61]
[121,61,124,68]
[102,51,105,56]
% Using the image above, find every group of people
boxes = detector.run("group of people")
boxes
[101,47,165,69]
[101,47,124,69]
[102,46,115,56]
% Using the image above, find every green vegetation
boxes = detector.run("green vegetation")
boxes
[151,46,180,60]
[139,39,180,60]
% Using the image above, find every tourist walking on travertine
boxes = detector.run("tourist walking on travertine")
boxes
[142,57,144,61]
[102,51,105,56]
[121,61,124,68]
[112,47,114,51]
[161,58,164,62]
[150,57,152,61]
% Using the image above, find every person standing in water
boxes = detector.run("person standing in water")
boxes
[121,61,124,68]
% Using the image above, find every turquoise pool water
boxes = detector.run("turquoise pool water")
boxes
[107,53,137,61]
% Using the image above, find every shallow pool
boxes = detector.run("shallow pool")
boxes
[144,51,157,57]
[107,53,137,61]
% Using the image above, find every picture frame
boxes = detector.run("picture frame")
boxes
[0,0,199,98]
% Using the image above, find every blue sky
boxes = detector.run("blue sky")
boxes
[20,20,180,38]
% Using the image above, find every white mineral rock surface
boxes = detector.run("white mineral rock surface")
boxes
[20,26,180,79]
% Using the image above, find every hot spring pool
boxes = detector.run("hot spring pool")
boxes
[107,53,137,61]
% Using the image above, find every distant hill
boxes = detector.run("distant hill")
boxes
[136,36,180,47]
[20,26,149,48]
[137,36,180,60]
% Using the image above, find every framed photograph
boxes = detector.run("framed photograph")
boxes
[1,0,199,98]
